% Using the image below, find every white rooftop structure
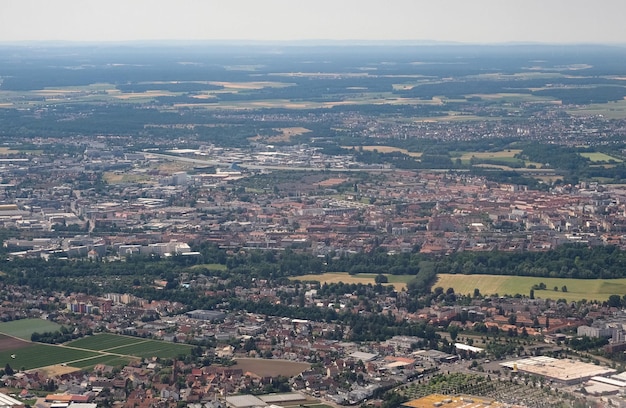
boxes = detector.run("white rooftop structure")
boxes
[455,343,484,353]
[0,393,23,408]
[225,395,265,408]
[349,351,378,362]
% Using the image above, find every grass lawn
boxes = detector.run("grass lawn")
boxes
[290,272,415,290]
[0,319,62,340]
[435,274,626,302]
[189,263,227,271]
[580,152,623,163]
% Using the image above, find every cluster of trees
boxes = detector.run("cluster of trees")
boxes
[31,326,90,344]
[434,244,626,279]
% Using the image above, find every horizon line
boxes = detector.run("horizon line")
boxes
[0,39,625,47]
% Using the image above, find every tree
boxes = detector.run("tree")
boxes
[473,288,481,298]
[562,285,568,292]
[448,325,460,342]
[4,363,14,376]
[375,274,388,284]
[530,289,535,300]
[608,294,622,308]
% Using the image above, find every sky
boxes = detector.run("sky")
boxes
[0,0,624,44]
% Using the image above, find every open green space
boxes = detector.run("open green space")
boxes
[189,263,228,271]
[65,333,145,351]
[579,152,623,163]
[71,355,134,371]
[568,99,626,119]
[66,334,193,359]
[0,319,62,340]
[290,272,415,290]
[0,343,98,370]
[435,273,626,302]
[109,340,193,359]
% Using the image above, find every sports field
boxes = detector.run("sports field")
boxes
[0,319,62,340]
[435,274,626,302]
[290,272,414,290]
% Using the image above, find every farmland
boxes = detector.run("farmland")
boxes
[342,145,423,158]
[579,152,623,163]
[234,358,310,377]
[0,319,62,340]
[435,273,626,302]
[65,333,148,351]
[0,335,99,370]
[290,272,414,290]
[0,332,193,371]
[66,334,193,359]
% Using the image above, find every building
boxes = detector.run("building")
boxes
[185,309,226,321]
[500,356,616,385]
[0,392,25,408]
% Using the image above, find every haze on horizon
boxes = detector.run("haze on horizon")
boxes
[0,0,625,45]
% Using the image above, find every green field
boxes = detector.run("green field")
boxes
[0,319,62,340]
[0,342,98,370]
[110,340,193,359]
[71,355,133,371]
[435,273,626,302]
[190,263,228,271]
[579,152,623,163]
[65,333,145,351]
[290,272,415,290]
[0,332,193,371]
[66,334,193,358]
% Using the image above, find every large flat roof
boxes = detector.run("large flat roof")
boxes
[501,356,615,383]
[225,395,264,408]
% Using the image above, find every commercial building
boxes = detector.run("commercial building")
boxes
[500,356,615,385]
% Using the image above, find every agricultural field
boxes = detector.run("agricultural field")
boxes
[290,272,414,290]
[234,358,310,377]
[0,319,62,340]
[435,273,626,302]
[71,355,134,371]
[105,339,193,359]
[66,333,193,359]
[459,149,524,165]
[0,332,194,371]
[0,337,99,370]
[568,99,626,119]
[341,145,423,158]
[65,333,145,351]
[579,152,623,163]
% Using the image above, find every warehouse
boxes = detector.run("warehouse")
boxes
[500,356,615,385]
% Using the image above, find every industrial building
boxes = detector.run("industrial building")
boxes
[500,356,615,385]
